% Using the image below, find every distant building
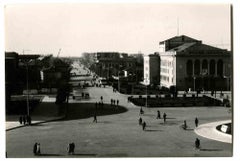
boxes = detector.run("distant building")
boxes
[144,53,160,85]
[94,52,139,80]
[159,35,231,91]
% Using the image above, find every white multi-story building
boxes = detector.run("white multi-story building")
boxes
[159,35,231,91]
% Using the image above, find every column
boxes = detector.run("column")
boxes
[215,61,217,77]
[200,60,202,75]
[192,60,195,77]
[207,62,210,75]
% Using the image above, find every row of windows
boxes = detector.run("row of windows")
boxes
[161,60,173,67]
[161,68,169,74]
[161,75,169,82]
[102,63,134,68]
[186,59,223,76]
[161,75,174,83]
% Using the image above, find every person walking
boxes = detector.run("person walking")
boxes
[28,116,32,125]
[195,117,199,127]
[140,107,144,115]
[156,110,161,119]
[142,122,146,131]
[183,120,187,130]
[195,138,200,150]
[23,116,26,125]
[71,142,75,154]
[163,113,167,123]
[33,143,37,155]
[36,143,41,155]
[19,116,23,125]
[67,143,71,155]
[138,117,143,125]
[100,96,103,102]
[117,100,119,106]
[93,113,97,123]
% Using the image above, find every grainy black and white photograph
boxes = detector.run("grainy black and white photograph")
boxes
[4,0,235,158]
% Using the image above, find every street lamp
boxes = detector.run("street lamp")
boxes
[193,76,196,92]
[24,61,30,117]
[144,78,148,107]
[118,71,120,92]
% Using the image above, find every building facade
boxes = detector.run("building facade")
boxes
[144,53,160,85]
[159,35,231,91]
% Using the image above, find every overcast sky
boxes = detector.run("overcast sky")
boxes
[5,3,231,57]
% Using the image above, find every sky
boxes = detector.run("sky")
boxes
[4,3,231,57]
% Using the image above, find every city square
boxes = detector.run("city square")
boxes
[4,2,233,158]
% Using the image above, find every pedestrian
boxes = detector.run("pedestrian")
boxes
[142,122,146,131]
[113,99,115,106]
[19,116,23,124]
[36,143,41,155]
[100,96,103,102]
[93,113,97,123]
[156,110,161,119]
[117,100,119,106]
[138,117,142,125]
[27,116,32,125]
[195,117,199,127]
[67,143,71,154]
[23,116,26,125]
[183,120,187,130]
[140,107,144,115]
[71,142,75,154]
[33,143,37,155]
[163,113,167,123]
[195,138,200,150]
[110,99,113,105]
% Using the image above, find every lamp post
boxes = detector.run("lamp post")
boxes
[193,76,196,92]
[25,62,30,117]
[118,71,120,92]
[145,78,148,107]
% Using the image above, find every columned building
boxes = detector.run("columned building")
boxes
[159,35,231,91]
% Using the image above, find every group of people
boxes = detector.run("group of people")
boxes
[140,108,167,123]
[33,143,41,155]
[110,99,119,107]
[19,115,32,125]
[139,107,201,150]
[155,110,167,122]
[138,117,146,130]
[182,117,199,130]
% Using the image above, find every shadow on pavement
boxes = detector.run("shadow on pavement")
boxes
[145,129,163,132]
[200,148,223,152]
[159,122,178,125]
[38,153,62,156]
[71,153,97,156]
[62,103,128,121]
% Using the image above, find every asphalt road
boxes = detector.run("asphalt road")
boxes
[6,86,232,157]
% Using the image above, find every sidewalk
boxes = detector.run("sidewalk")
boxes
[6,95,64,131]
[194,120,232,143]
[6,116,64,131]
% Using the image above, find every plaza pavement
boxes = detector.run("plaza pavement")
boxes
[6,85,232,157]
